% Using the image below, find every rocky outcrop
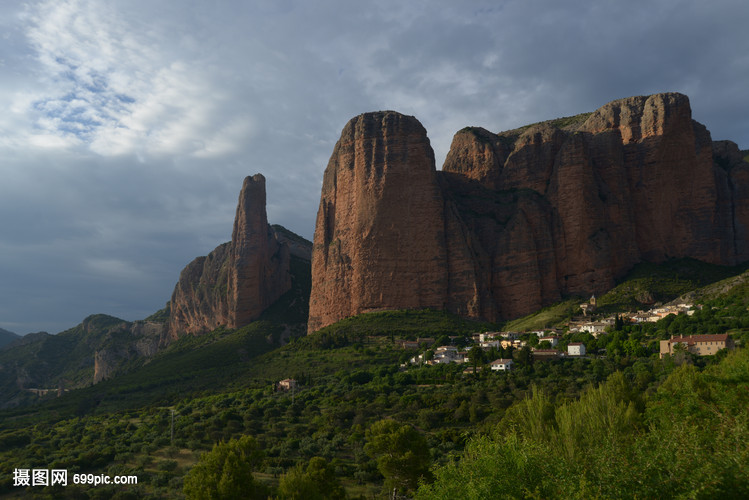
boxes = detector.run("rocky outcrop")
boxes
[168,174,298,339]
[93,320,163,383]
[308,93,749,330]
[227,175,291,329]
[308,112,450,332]
[166,243,231,339]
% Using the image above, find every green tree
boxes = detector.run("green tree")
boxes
[467,347,485,375]
[514,345,534,366]
[183,435,266,500]
[277,457,346,499]
[364,419,432,497]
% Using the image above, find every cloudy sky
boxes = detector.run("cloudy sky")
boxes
[1,0,747,335]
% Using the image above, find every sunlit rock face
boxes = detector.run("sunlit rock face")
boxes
[168,174,291,339]
[308,93,749,331]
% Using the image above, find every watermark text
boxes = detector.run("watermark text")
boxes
[13,469,137,487]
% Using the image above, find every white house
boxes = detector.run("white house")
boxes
[538,336,560,347]
[567,343,586,356]
[479,332,500,342]
[434,346,460,364]
[480,339,500,349]
[490,358,514,372]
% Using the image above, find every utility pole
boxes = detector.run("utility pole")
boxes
[170,409,175,446]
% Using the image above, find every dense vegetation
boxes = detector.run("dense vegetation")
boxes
[417,348,749,499]
[2,259,749,498]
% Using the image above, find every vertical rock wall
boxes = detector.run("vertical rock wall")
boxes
[308,112,449,333]
[308,93,749,331]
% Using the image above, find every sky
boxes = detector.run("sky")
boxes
[1,0,748,335]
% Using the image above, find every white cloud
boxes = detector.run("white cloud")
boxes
[13,0,250,159]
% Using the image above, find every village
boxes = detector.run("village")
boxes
[397,295,735,374]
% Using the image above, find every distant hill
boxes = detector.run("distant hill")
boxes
[0,242,312,411]
[0,328,20,349]
[0,314,163,409]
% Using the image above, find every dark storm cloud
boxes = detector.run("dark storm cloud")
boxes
[1,0,747,334]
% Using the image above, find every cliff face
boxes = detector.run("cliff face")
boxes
[307,112,449,332]
[309,93,749,330]
[93,320,163,383]
[168,174,296,339]
[227,175,291,329]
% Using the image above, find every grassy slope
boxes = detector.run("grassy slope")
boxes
[503,299,580,331]
[596,258,749,313]
[0,322,284,423]
[0,328,20,349]
[1,309,484,425]
[499,258,749,331]
[675,267,749,303]
[306,308,495,338]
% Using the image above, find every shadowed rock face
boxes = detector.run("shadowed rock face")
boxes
[168,174,293,339]
[308,93,749,331]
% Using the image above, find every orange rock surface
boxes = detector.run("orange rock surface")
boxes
[308,93,749,331]
[168,174,292,339]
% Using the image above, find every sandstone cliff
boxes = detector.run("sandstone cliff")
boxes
[308,112,449,332]
[308,93,749,331]
[168,174,302,339]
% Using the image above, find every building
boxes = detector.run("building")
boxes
[659,334,735,359]
[579,322,608,336]
[480,339,500,349]
[490,358,514,372]
[538,336,560,347]
[277,379,298,391]
[479,332,500,342]
[434,345,461,364]
[580,294,597,316]
[532,349,561,361]
[500,339,526,350]
[567,342,586,356]
[400,340,420,350]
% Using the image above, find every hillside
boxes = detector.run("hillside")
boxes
[0,314,163,409]
[595,258,749,313]
[0,251,311,412]
[2,291,747,497]
[0,328,20,349]
[2,91,749,498]
[500,257,749,331]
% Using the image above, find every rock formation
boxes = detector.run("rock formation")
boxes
[308,112,449,332]
[308,93,749,331]
[227,175,291,329]
[168,174,296,339]
[93,320,163,383]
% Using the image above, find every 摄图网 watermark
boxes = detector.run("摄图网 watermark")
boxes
[13,469,137,487]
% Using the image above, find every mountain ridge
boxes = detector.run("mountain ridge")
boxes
[0,328,20,350]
